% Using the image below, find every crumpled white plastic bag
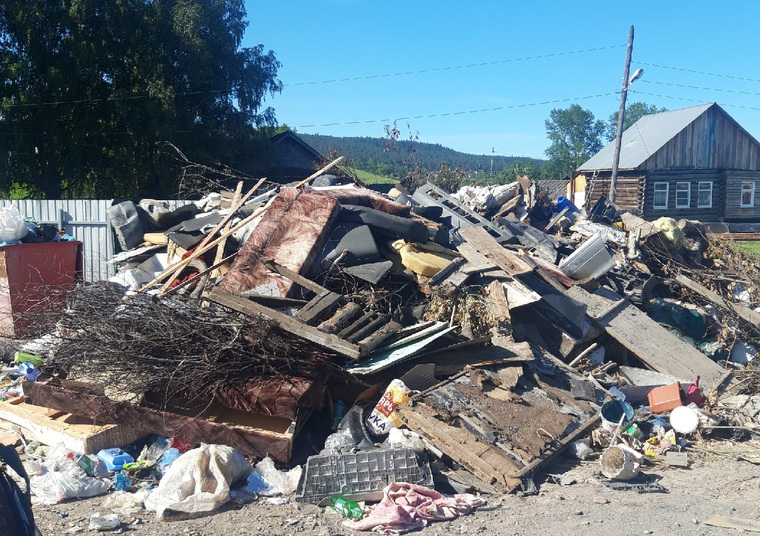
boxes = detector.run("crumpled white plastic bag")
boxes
[144,444,251,518]
[30,471,111,505]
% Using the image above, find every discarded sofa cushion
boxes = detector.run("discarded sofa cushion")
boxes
[323,224,380,267]
[339,205,429,243]
[312,187,411,217]
[219,187,340,296]
[107,200,145,251]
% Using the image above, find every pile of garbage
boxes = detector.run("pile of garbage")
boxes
[1,162,759,532]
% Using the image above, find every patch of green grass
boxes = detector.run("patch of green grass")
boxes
[735,241,760,258]
[353,168,399,185]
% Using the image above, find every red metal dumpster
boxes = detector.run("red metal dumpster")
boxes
[0,242,83,339]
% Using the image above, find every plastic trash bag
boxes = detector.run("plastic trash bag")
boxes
[0,206,27,242]
[101,490,147,515]
[30,471,111,505]
[251,456,301,496]
[143,444,251,519]
[89,512,120,531]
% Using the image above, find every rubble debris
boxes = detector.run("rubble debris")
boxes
[5,158,760,531]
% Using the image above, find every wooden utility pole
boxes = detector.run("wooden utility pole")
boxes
[609,25,635,205]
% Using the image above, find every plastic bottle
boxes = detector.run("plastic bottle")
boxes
[329,494,365,520]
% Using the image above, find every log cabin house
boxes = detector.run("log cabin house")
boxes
[572,103,760,227]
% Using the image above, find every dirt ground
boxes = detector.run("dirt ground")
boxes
[30,438,760,536]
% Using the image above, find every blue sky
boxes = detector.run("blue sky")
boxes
[243,1,760,159]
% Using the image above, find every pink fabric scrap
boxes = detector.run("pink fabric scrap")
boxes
[344,482,486,535]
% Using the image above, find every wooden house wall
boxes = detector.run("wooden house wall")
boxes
[724,171,760,221]
[581,173,644,213]
[641,107,760,171]
[642,170,723,221]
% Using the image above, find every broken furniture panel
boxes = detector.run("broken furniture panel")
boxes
[0,396,143,454]
[396,364,599,493]
[566,285,729,390]
[219,187,340,297]
[24,380,297,462]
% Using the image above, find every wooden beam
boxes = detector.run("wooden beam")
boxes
[210,181,243,279]
[676,274,760,327]
[566,285,729,390]
[294,156,345,189]
[262,258,327,295]
[458,226,533,276]
[205,287,362,359]
[133,195,274,296]
[294,291,343,325]
[157,177,267,294]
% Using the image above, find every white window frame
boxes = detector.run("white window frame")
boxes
[741,181,755,208]
[675,182,691,209]
[653,182,669,209]
[697,181,713,208]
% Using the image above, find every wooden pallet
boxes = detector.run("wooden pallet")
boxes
[0,396,142,454]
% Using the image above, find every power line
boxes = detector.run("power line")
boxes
[639,79,760,97]
[1,44,626,110]
[637,61,760,84]
[295,93,618,129]
[630,89,760,112]
[287,45,626,86]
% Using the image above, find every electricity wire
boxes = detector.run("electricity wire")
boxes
[286,45,626,86]
[294,93,618,129]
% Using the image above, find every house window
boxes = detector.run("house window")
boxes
[653,182,669,209]
[741,182,755,207]
[697,182,713,208]
[676,182,691,208]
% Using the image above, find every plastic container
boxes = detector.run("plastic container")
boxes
[600,400,634,432]
[296,448,433,505]
[556,196,579,213]
[559,232,615,280]
[670,406,699,434]
[96,448,134,472]
[648,382,684,414]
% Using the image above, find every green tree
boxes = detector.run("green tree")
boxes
[604,101,668,141]
[544,104,605,180]
[0,0,282,199]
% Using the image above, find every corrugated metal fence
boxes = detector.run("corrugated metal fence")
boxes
[0,200,188,283]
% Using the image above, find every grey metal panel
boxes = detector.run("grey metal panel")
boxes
[0,199,195,282]
[578,103,714,172]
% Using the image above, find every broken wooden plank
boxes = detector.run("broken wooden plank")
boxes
[345,314,390,343]
[675,274,760,327]
[24,380,296,462]
[458,226,534,276]
[428,256,471,289]
[397,402,522,494]
[566,285,729,390]
[0,397,143,454]
[205,287,362,359]
[486,280,512,347]
[262,258,328,295]
[294,290,342,325]
[317,302,363,334]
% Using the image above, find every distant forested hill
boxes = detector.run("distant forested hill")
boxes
[300,133,544,180]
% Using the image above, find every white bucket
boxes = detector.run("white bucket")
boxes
[600,445,641,480]
[559,232,615,280]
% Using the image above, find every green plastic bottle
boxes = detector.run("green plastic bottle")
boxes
[329,494,364,520]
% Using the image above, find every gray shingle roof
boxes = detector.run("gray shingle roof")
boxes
[577,103,715,172]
